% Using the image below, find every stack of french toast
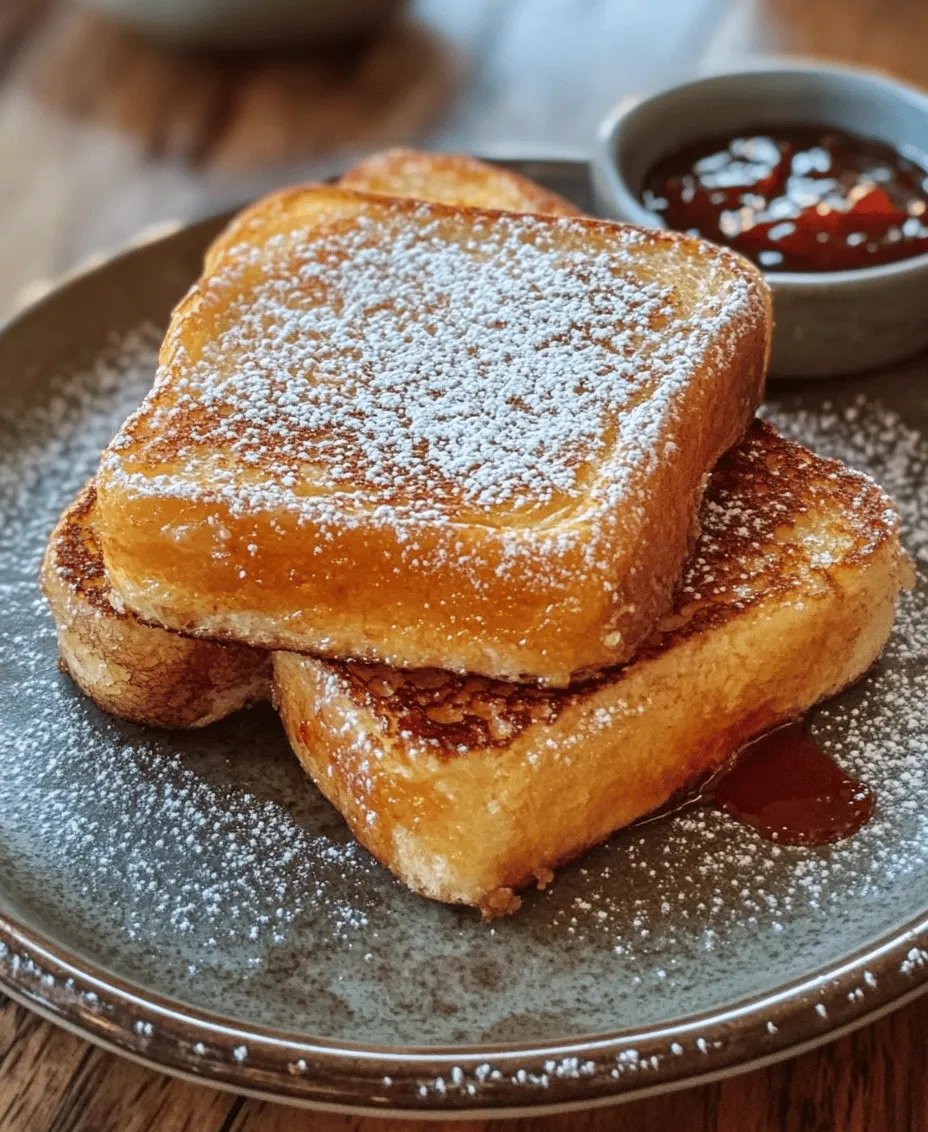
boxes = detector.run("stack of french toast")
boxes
[42,149,913,917]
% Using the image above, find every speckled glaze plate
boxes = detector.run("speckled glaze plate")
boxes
[1,160,927,1118]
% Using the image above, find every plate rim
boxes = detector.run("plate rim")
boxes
[3,899,928,1115]
[2,156,927,1115]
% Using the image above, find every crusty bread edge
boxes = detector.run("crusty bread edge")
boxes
[338,148,584,217]
[41,485,271,729]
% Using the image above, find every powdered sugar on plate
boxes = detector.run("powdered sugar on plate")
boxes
[0,325,926,1045]
[541,391,928,970]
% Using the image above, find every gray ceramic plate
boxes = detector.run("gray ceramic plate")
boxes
[1,160,927,1119]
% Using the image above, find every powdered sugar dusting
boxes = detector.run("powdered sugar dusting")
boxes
[0,331,376,971]
[542,390,928,976]
[105,201,756,522]
[1,323,927,1047]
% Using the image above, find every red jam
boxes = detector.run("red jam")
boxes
[642,125,928,272]
[709,723,874,845]
[637,722,875,845]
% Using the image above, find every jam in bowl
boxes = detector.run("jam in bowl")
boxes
[641,125,928,273]
[594,64,928,376]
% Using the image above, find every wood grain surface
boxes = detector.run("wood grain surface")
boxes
[2,0,928,1128]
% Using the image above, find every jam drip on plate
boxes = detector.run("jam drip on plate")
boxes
[643,124,928,271]
[640,722,876,845]
[708,722,875,844]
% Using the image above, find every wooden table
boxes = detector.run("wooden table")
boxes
[3,990,928,1130]
[2,0,928,1127]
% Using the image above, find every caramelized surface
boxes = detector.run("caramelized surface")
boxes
[42,485,271,729]
[106,193,760,525]
[95,185,769,682]
[332,421,903,753]
[47,482,123,617]
[275,421,909,912]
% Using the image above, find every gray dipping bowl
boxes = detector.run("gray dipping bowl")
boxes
[593,64,928,378]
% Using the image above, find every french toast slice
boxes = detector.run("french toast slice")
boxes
[40,157,580,725]
[338,148,583,215]
[273,421,912,915]
[96,186,771,684]
[41,483,271,728]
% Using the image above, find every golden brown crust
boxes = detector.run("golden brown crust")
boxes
[273,424,910,914]
[41,484,271,729]
[338,148,584,216]
[43,157,585,727]
[95,184,771,684]
[290,421,896,755]
[45,482,127,616]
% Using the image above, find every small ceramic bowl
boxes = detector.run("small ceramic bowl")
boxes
[593,63,928,378]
